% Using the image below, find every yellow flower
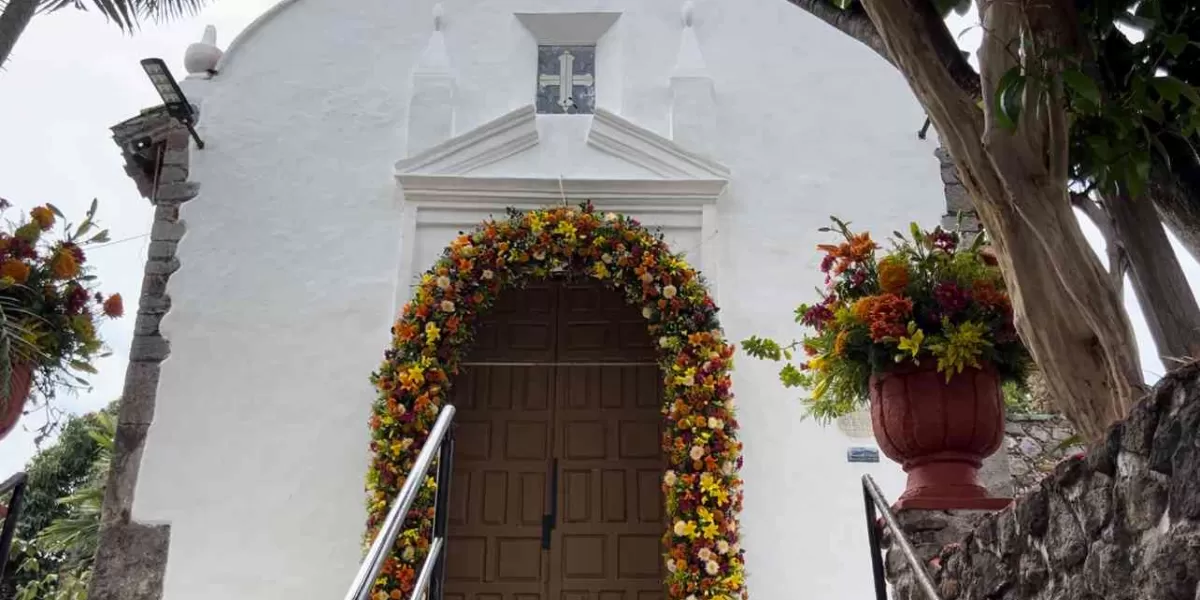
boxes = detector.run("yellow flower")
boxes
[877,256,910,294]
[30,206,54,230]
[897,322,925,359]
[424,321,441,344]
[702,522,720,539]
[673,520,697,539]
[554,221,577,240]
[592,262,610,280]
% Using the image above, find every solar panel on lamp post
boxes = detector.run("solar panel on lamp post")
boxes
[139,58,206,150]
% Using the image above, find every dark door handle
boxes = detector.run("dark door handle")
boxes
[541,459,559,550]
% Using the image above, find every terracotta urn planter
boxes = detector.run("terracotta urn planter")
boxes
[869,362,1012,510]
[0,364,35,442]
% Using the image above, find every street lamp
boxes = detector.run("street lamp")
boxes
[140,58,205,149]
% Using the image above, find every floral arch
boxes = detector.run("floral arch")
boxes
[366,203,745,600]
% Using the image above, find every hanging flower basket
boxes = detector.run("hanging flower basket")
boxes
[0,199,123,442]
[744,217,1030,509]
[0,363,34,442]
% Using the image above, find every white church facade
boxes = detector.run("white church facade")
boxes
[98,1,950,599]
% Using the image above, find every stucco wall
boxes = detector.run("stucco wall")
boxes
[885,363,1200,600]
[127,1,946,599]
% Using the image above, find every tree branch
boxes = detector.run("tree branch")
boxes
[1071,193,1126,296]
[783,0,981,98]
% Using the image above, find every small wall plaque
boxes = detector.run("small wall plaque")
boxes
[847,447,880,463]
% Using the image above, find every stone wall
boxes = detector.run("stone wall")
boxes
[884,363,1200,600]
[1004,414,1082,495]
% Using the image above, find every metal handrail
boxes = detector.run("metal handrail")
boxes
[0,472,29,585]
[862,475,943,600]
[344,405,457,600]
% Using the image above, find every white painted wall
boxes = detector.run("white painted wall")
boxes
[133,0,945,599]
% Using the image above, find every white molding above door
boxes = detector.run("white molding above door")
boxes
[393,105,730,313]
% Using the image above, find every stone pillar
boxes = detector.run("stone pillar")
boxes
[406,4,456,157]
[669,1,716,157]
[935,146,980,237]
[882,510,991,600]
[90,115,198,600]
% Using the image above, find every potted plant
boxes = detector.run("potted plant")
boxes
[743,218,1030,509]
[0,199,123,442]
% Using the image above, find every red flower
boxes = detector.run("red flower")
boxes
[933,282,970,316]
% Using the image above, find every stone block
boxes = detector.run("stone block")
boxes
[130,335,170,362]
[120,361,160,425]
[133,312,163,336]
[89,522,170,600]
[154,182,199,204]
[145,257,181,275]
[147,240,178,259]
[150,219,186,242]
[138,294,171,317]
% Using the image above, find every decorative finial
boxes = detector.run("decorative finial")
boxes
[433,3,444,32]
[184,25,222,76]
[682,1,695,27]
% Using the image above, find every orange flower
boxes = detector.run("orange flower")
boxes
[817,232,878,274]
[102,293,124,318]
[50,249,79,279]
[0,260,30,283]
[864,293,912,341]
[30,206,54,230]
[877,257,909,294]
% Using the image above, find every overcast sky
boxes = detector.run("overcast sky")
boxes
[1,3,1197,476]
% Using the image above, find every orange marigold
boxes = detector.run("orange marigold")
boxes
[30,206,54,230]
[0,260,30,283]
[877,257,910,294]
[864,293,912,341]
[50,249,79,279]
[102,293,124,318]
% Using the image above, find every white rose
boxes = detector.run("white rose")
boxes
[602,253,613,264]
[708,417,722,429]
[664,470,677,486]
[605,212,618,221]
[660,336,672,348]
[643,306,653,319]
[666,559,677,573]
[717,540,730,555]
[706,560,720,575]
[673,521,688,536]
[440,300,456,313]
[402,545,416,561]
[690,446,705,461]
[663,284,678,299]
[482,269,494,280]
[436,275,451,290]
[698,548,712,561]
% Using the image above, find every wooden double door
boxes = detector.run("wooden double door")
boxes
[443,281,665,600]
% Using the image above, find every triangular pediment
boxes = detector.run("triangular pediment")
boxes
[394,105,730,181]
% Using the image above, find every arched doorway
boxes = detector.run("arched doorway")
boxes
[366,205,745,600]
[445,279,664,600]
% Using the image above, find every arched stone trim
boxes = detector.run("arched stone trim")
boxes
[367,203,746,600]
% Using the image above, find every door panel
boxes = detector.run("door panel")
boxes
[550,365,665,600]
[445,366,554,600]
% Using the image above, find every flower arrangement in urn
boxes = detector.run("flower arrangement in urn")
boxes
[743,217,1030,509]
[0,199,123,442]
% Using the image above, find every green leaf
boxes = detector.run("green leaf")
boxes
[1150,76,1200,106]
[831,0,853,9]
[1165,33,1189,57]
[88,230,110,244]
[45,203,64,219]
[69,360,98,375]
[1062,68,1102,107]
[995,66,1026,130]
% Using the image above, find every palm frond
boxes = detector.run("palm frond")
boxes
[134,0,208,23]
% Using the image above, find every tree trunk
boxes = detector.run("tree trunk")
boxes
[0,0,38,69]
[859,0,1146,440]
[1106,193,1200,367]
[1148,146,1200,263]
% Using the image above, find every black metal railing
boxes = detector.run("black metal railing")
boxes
[0,472,28,587]
[861,474,943,600]
[343,405,456,600]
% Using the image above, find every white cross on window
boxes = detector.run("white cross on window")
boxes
[538,49,594,111]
